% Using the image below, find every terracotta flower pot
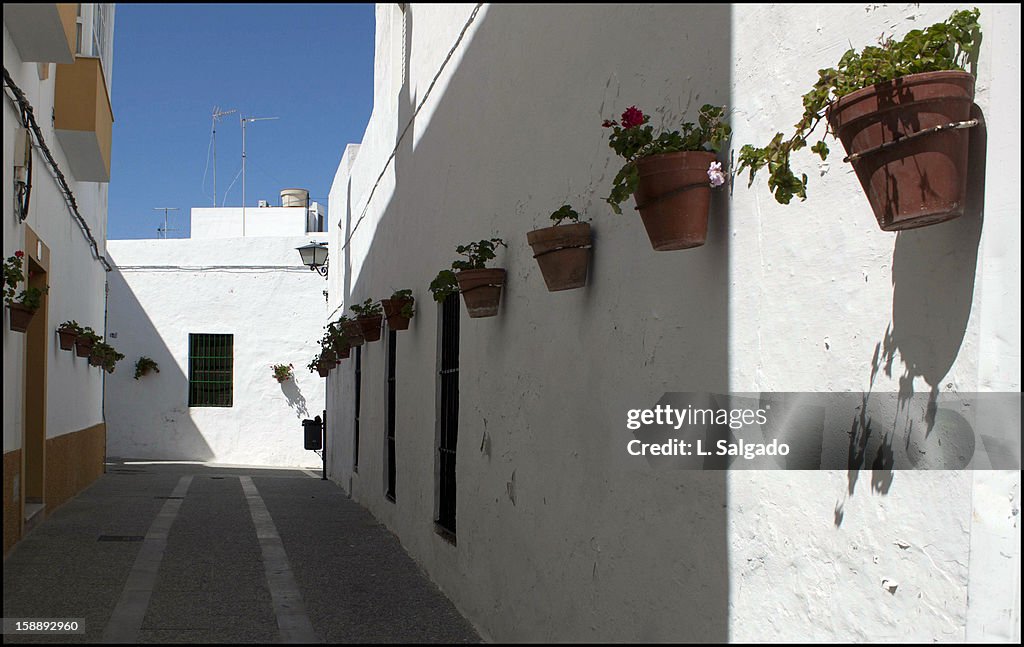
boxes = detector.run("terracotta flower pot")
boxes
[526,222,592,291]
[357,314,383,342]
[57,327,78,350]
[316,361,332,378]
[456,268,506,318]
[381,297,414,331]
[337,344,351,360]
[75,337,95,358]
[826,70,975,231]
[7,304,37,333]
[322,349,338,364]
[88,353,102,367]
[342,320,364,347]
[633,151,715,251]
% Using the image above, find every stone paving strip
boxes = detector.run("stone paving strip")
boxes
[239,476,320,643]
[3,461,480,644]
[101,476,193,643]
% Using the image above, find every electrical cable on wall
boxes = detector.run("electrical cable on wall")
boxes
[327,2,484,321]
[14,104,33,221]
[339,2,483,254]
[3,67,112,272]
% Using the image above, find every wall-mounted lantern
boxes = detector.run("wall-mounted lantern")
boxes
[296,241,328,277]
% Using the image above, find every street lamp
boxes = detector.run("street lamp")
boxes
[296,242,329,277]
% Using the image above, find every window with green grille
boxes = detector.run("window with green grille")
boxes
[188,333,233,407]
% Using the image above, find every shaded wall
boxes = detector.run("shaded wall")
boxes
[329,4,731,641]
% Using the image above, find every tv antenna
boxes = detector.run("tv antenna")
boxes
[241,114,279,236]
[154,207,180,239]
[210,106,237,206]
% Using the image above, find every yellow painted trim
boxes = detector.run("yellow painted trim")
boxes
[54,56,113,180]
[21,225,49,509]
[57,4,77,57]
[23,226,51,274]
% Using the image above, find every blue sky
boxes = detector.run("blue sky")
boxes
[108,3,375,239]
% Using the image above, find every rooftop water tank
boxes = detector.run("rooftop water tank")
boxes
[280,188,309,208]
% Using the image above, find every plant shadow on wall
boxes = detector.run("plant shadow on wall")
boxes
[104,268,214,462]
[280,378,309,419]
[839,104,987,523]
[338,4,730,641]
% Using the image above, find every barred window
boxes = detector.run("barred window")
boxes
[188,334,233,407]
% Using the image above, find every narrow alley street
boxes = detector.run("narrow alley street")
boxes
[2,461,480,643]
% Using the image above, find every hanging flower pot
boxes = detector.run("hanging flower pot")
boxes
[356,314,383,342]
[341,319,364,347]
[633,151,716,250]
[351,298,383,342]
[75,335,95,357]
[57,324,79,350]
[736,9,982,231]
[337,344,351,361]
[271,363,294,383]
[602,106,730,252]
[826,71,975,231]
[88,352,102,367]
[316,360,332,378]
[456,269,507,318]
[7,303,36,333]
[381,290,415,331]
[527,206,592,291]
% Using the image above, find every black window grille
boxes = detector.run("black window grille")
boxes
[353,345,362,471]
[436,293,459,535]
[385,330,397,502]
[188,334,233,407]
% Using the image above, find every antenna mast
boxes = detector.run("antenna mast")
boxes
[210,106,236,206]
[240,114,279,236]
[153,207,180,239]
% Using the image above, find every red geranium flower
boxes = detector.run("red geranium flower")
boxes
[621,106,645,129]
[14,250,24,258]
[602,119,618,128]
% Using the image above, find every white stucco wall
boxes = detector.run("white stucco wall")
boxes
[105,235,327,467]
[326,3,1020,642]
[3,19,111,456]
[190,206,316,239]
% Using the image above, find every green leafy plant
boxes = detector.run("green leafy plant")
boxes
[323,320,350,355]
[3,251,25,303]
[737,8,982,205]
[549,204,581,225]
[79,326,101,345]
[431,239,507,302]
[91,340,125,373]
[60,320,83,334]
[134,356,160,380]
[603,105,731,214]
[429,269,459,303]
[388,289,416,319]
[453,238,506,270]
[3,250,47,309]
[351,298,383,318]
[271,363,294,382]
[306,357,320,374]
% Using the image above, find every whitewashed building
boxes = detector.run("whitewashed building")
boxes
[325,4,1020,642]
[3,3,116,555]
[104,194,329,468]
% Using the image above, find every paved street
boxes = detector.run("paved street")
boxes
[3,461,480,643]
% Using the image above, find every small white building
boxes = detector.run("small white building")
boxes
[104,192,329,467]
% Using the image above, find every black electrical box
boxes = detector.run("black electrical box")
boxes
[303,418,323,450]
